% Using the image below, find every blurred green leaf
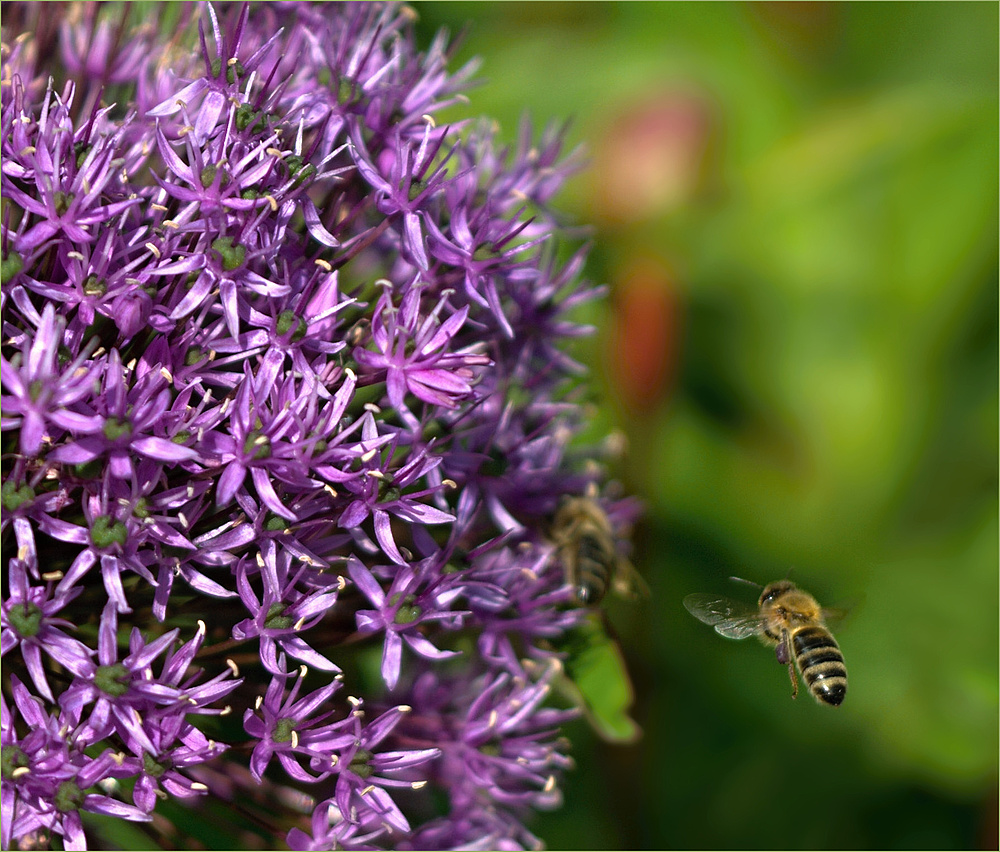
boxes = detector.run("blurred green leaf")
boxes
[555,614,641,743]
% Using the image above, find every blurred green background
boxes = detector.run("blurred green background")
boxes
[416,3,997,849]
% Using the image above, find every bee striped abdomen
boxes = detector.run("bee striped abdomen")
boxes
[573,533,612,604]
[792,625,847,706]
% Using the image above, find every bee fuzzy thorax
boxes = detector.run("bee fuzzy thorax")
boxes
[759,581,819,610]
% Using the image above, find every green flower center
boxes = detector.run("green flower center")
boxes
[273,717,296,743]
[283,155,316,188]
[2,479,35,511]
[55,780,85,813]
[478,739,502,757]
[235,103,257,131]
[8,601,43,638]
[243,430,271,460]
[407,178,427,202]
[83,274,107,297]
[276,310,307,342]
[390,593,422,625]
[53,191,71,216]
[74,459,104,480]
[211,56,245,83]
[102,417,133,442]
[211,236,246,271]
[349,748,373,778]
[91,515,127,549]
[473,243,500,263]
[95,663,130,697]
[264,515,289,532]
[265,602,294,631]
[143,752,171,778]
[1,250,24,285]
[1,744,30,779]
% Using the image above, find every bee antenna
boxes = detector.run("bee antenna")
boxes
[728,575,762,590]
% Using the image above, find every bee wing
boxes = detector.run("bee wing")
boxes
[819,592,863,629]
[613,558,650,600]
[683,593,765,640]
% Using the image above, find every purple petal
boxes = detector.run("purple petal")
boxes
[424,304,469,352]
[403,212,429,270]
[97,601,118,662]
[346,559,384,607]
[48,441,101,465]
[132,436,199,462]
[359,785,409,834]
[56,549,97,596]
[48,410,105,433]
[355,611,383,633]
[381,631,403,690]
[339,499,370,529]
[101,555,131,613]
[373,510,406,565]
[403,633,461,661]
[216,460,247,507]
[147,78,208,116]
[392,502,454,525]
[251,466,297,521]
[249,739,274,783]
[279,636,339,672]
[61,813,87,851]
[21,643,54,701]
[133,775,158,814]
[109,450,133,479]
[302,198,341,247]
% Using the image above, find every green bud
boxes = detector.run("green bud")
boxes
[91,515,128,549]
[2,479,35,511]
[211,236,246,271]
[7,601,43,638]
[95,662,130,697]
[1,250,24,285]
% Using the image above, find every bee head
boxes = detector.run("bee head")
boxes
[759,579,796,607]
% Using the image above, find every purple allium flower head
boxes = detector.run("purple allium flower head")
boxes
[2,674,152,850]
[1,547,93,702]
[0,303,103,457]
[349,555,466,691]
[1,3,641,849]
[243,662,349,783]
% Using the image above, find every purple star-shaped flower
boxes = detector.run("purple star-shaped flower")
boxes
[349,556,465,691]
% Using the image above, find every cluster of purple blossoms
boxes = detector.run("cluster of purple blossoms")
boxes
[1,3,639,850]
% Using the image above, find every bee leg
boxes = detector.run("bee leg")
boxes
[776,632,798,699]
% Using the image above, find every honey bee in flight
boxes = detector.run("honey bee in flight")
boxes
[552,496,643,606]
[683,579,848,706]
